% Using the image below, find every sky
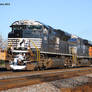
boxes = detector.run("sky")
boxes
[0,0,92,41]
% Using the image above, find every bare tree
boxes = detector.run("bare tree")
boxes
[0,34,3,49]
[0,34,8,50]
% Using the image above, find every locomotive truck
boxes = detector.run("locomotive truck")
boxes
[0,20,92,70]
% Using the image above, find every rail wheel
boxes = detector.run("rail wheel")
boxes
[5,61,11,70]
[64,57,72,68]
[26,61,38,71]
[45,58,53,69]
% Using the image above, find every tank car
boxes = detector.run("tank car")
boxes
[6,20,92,70]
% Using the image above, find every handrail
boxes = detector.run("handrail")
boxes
[71,47,77,66]
[30,40,40,62]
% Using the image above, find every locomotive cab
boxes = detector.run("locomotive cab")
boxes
[8,20,43,38]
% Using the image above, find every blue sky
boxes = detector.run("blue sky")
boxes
[0,0,92,40]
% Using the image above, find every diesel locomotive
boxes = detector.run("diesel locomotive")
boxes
[1,20,92,70]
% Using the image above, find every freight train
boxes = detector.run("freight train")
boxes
[0,20,92,70]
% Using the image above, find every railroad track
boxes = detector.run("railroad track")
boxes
[0,67,92,91]
[0,67,92,80]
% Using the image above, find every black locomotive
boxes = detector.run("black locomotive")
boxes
[7,20,92,70]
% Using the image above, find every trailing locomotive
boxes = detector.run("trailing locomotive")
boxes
[4,20,92,70]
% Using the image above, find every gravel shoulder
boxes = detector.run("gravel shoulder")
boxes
[1,73,92,92]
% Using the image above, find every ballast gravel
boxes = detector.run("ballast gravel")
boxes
[1,74,92,92]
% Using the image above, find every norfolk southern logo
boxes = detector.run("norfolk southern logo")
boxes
[20,39,25,46]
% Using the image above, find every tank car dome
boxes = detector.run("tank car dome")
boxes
[10,20,43,27]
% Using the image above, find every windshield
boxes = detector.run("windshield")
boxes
[12,25,26,31]
[12,25,42,30]
[28,25,42,30]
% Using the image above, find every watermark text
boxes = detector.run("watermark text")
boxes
[0,3,10,6]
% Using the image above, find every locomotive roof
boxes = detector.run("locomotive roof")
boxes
[11,20,52,30]
[11,20,43,26]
